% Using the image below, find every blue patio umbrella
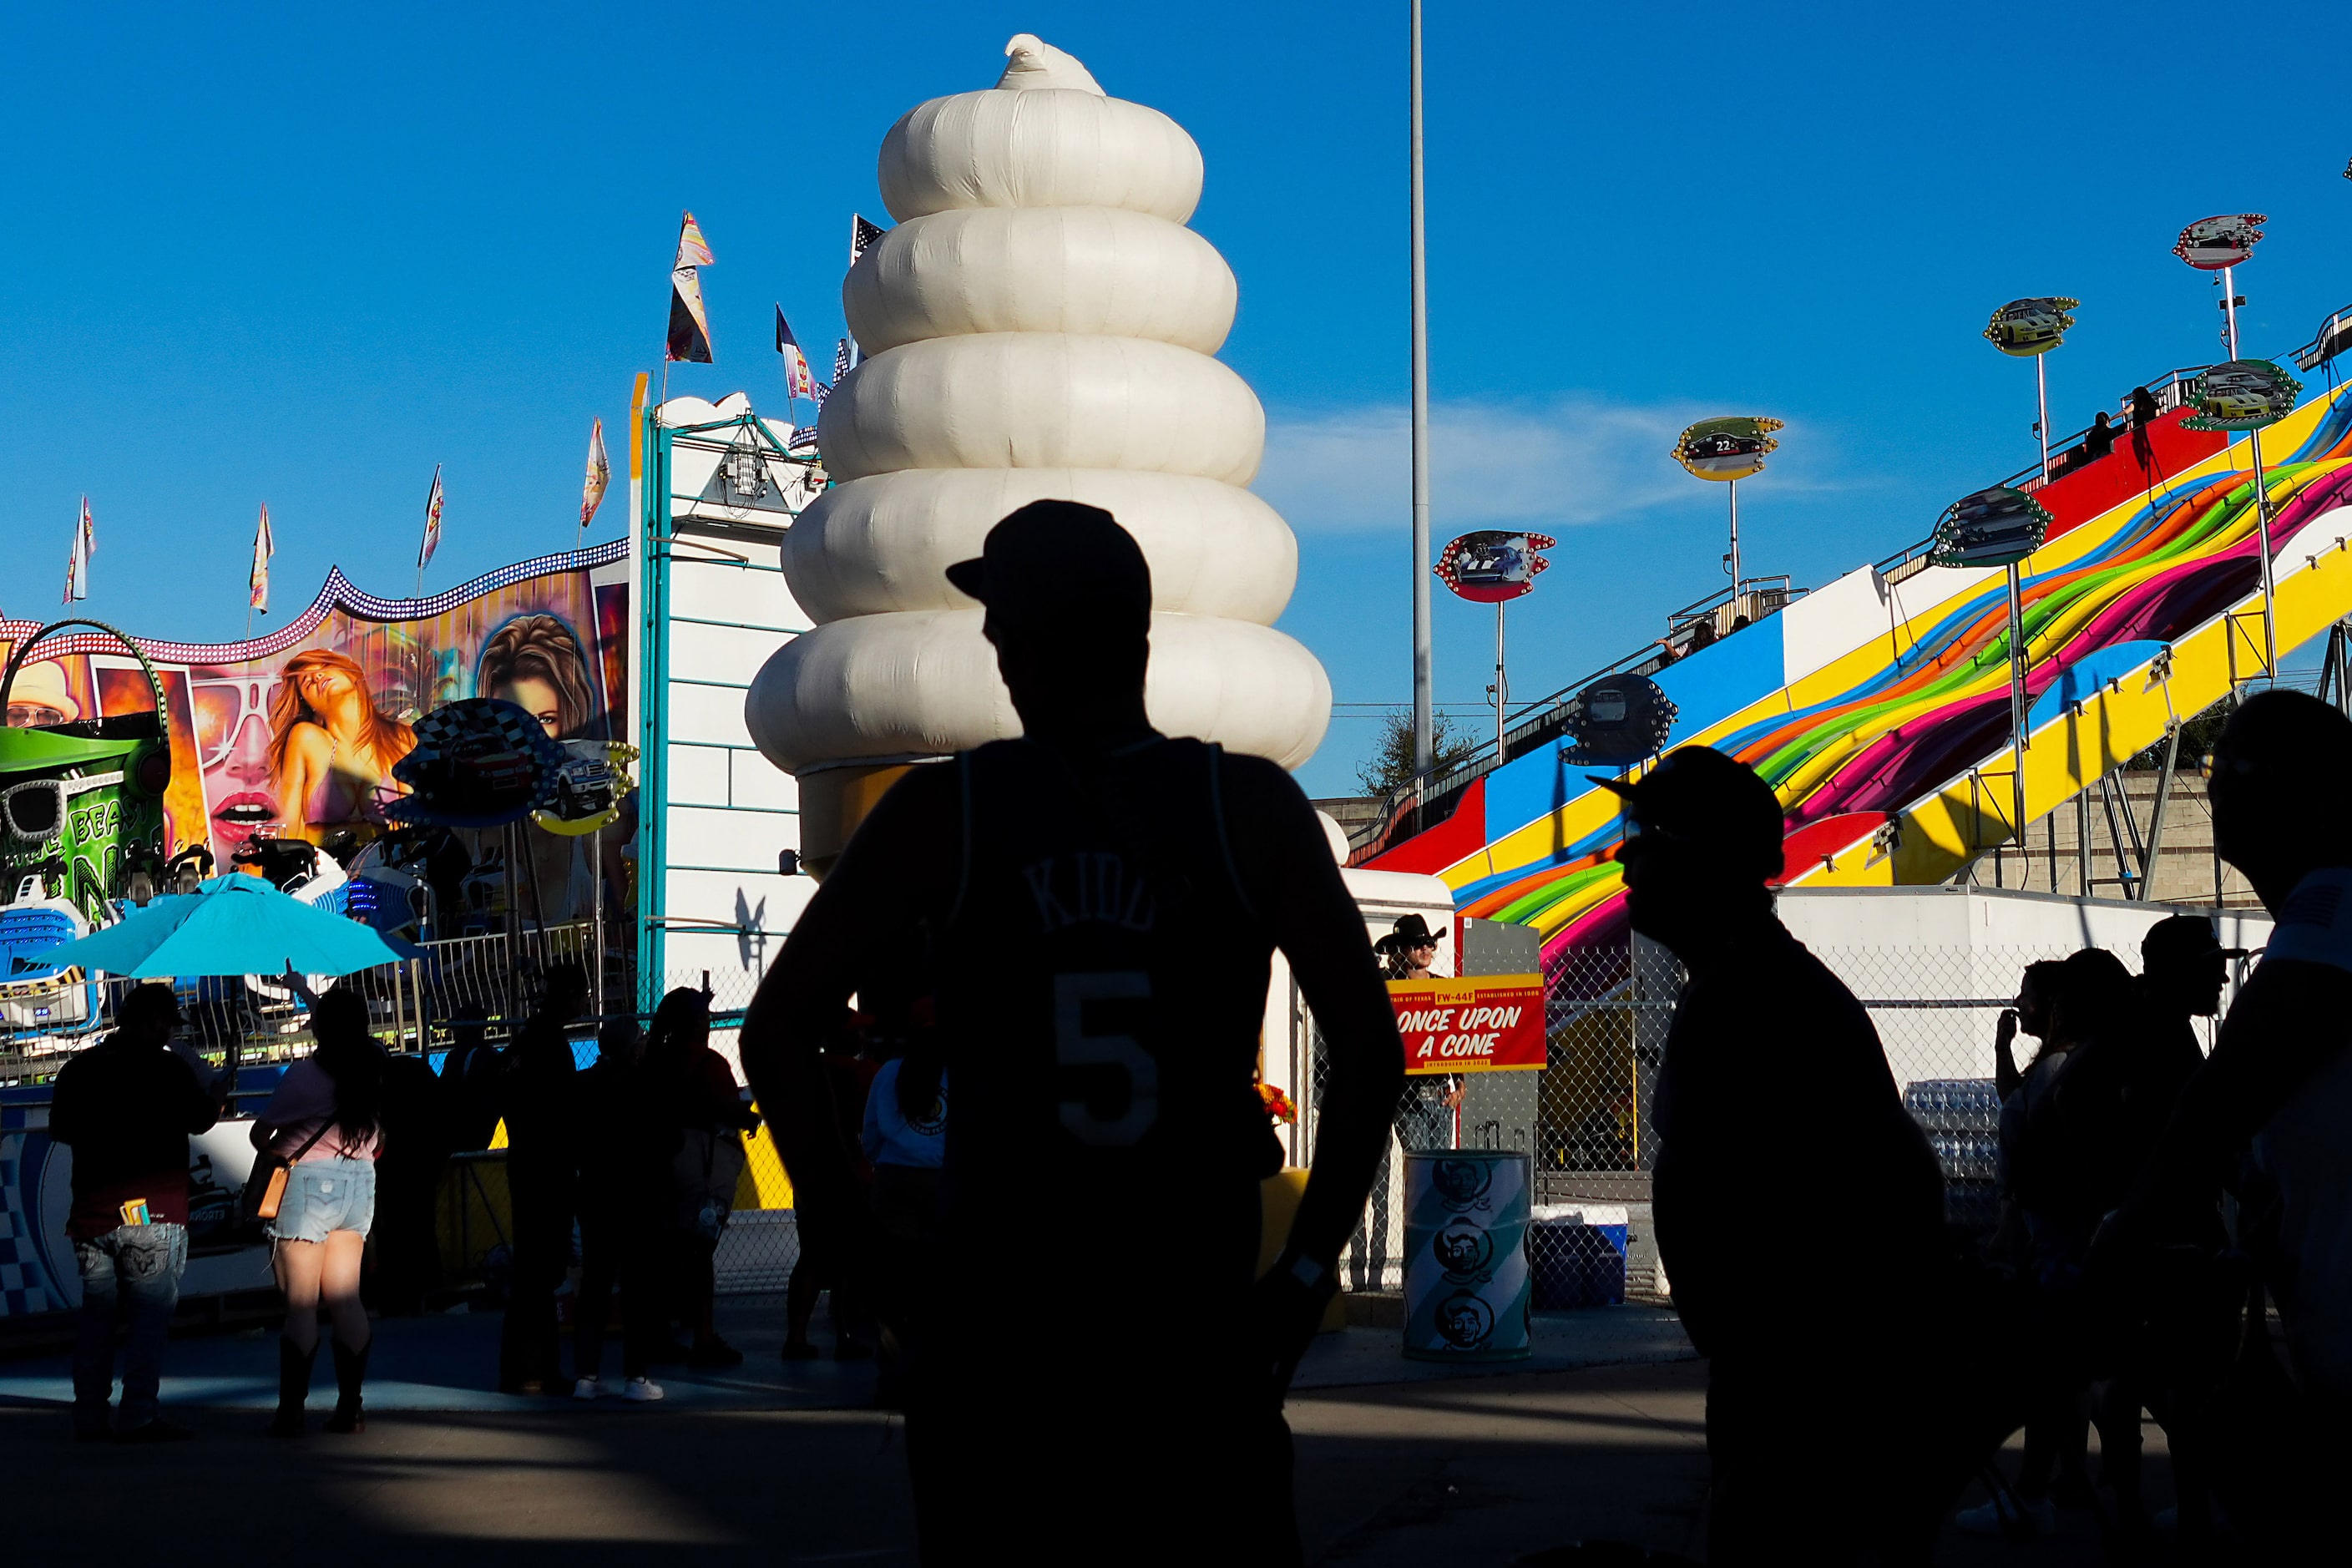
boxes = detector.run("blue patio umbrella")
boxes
[26,875,407,980]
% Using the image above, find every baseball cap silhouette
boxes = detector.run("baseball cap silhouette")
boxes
[2142,913,2248,968]
[945,500,1151,639]
[1591,746,1785,883]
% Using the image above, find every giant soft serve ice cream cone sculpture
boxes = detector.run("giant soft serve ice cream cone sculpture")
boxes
[747,34,1332,871]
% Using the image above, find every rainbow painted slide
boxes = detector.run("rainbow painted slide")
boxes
[1365,382,2352,969]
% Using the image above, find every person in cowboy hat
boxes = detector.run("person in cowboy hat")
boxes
[1373,913,1445,979]
[1375,915,1464,1148]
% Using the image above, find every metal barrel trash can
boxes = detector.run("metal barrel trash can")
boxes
[1403,1150,1531,1361]
[1530,1203,1629,1309]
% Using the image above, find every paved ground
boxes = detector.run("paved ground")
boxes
[0,1297,2238,1564]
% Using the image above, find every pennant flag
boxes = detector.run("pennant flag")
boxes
[63,496,94,603]
[851,213,885,268]
[580,417,610,529]
[418,465,445,569]
[666,210,716,364]
[775,306,817,400]
[250,503,276,613]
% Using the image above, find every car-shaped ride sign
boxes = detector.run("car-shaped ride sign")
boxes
[2174,214,2266,271]
[1671,416,1782,482]
[1930,486,2052,569]
[1983,296,2079,357]
[2183,360,2302,431]
[1436,530,1555,604]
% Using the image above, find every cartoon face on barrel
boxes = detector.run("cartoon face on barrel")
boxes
[1434,1290,1496,1349]
[1431,1157,1495,1211]
[1431,1215,1495,1281]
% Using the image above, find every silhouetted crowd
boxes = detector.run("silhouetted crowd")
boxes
[58,499,2352,1566]
[1613,690,2352,1563]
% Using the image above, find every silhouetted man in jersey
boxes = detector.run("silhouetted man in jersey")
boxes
[1604,747,1955,1564]
[741,501,1404,1565]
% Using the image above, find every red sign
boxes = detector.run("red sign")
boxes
[1388,974,1547,1075]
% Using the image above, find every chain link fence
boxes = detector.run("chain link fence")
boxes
[1318,934,2229,1307]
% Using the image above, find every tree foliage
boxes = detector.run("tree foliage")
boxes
[1354,709,1484,795]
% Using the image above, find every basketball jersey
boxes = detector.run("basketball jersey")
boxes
[929,736,1275,1276]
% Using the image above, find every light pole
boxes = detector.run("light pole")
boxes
[1670,417,1783,620]
[1409,0,1433,776]
[1933,488,2051,879]
[1983,296,2078,484]
[1434,530,1551,765]
[2177,215,2274,680]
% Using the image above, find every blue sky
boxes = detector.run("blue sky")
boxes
[5,2,2349,797]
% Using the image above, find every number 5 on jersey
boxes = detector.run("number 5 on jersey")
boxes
[1055,971,1159,1146]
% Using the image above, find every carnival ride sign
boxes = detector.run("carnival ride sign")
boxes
[534,741,638,837]
[2182,360,2303,432]
[1930,486,2052,569]
[1435,531,1554,604]
[1983,297,2079,357]
[1388,974,1547,1075]
[2174,214,2266,271]
[1671,416,1783,482]
[1562,674,1677,767]
[388,698,568,829]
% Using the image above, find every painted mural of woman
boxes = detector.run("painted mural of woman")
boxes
[478,614,597,740]
[477,614,608,925]
[268,649,417,844]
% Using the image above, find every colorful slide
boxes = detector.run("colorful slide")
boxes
[1363,377,2352,973]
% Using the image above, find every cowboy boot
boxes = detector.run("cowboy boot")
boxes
[324,1338,371,1434]
[270,1338,316,1438]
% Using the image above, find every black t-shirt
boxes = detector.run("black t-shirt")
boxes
[1651,920,1946,1361]
[50,1033,220,1237]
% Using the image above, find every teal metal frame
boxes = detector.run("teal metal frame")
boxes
[633,406,817,1007]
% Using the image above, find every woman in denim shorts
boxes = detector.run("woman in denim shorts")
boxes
[252,988,385,1436]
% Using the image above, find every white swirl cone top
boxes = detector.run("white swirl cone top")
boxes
[997,34,1104,94]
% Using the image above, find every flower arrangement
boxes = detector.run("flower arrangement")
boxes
[1256,1082,1297,1125]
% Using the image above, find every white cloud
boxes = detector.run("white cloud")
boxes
[1254,395,1828,534]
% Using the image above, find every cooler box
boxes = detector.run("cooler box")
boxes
[1403,1151,1531,1361]
[1530,1204,1629,1309]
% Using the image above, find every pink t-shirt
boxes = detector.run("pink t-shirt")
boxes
[260,1059,382,1162]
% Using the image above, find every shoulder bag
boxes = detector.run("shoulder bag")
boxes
[242,1119,334,1226]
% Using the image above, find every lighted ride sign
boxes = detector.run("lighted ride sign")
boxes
[534,741,640,837]
[1438,531,1556,765]
[1561,675,1677,768]
[2183,358,2304,680]
[1983,297,2079,357]
[2181,360,2303,431]
[2174,214,2267,270]
[1670,416,1782,482]
[1435,530,1554,603]
[388,698,568,830]
[1930,487,2052,569]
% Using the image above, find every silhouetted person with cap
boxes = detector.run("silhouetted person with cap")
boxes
[2096,692,2352,1555]
[1601,746,1951,1563]
[2137,914,2242,1079]
[740,499,1404,1565]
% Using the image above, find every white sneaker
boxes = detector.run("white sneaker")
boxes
[1955,1494,2056,1537]
[622,1376,665,1403]
[572,1376,605,1401]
